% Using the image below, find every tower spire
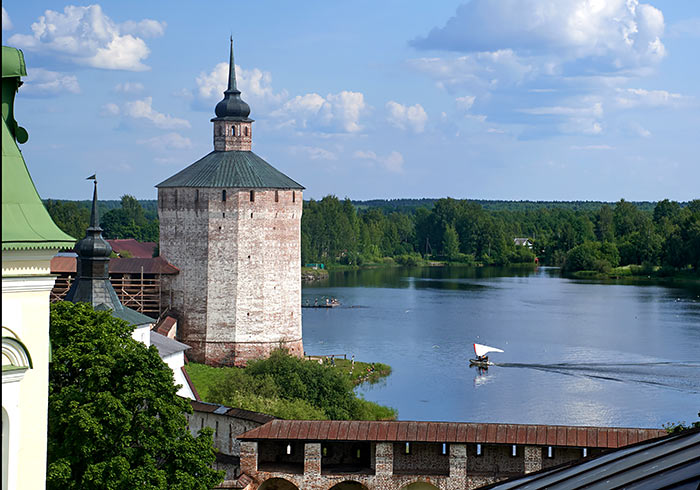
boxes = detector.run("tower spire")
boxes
[227,36,238,92]
[87,174,100,230]
[213,38,251,120]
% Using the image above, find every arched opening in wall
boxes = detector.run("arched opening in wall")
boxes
[258,478,299,490]
[244,126,249,136]
[400,482,441,490]
[328,481,369,490]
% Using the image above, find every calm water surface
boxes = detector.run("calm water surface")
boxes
[302,266,700,428]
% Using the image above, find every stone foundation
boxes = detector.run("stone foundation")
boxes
[203,338,304,367]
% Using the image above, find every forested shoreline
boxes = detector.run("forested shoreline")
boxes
[45,196,700,274]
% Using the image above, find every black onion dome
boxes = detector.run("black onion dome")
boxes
[215,91,251,119]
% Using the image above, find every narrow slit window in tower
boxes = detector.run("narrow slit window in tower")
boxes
[250,190,255,202]
[292,191,296,203]
[222,190,226,202]
[275,190,279,202]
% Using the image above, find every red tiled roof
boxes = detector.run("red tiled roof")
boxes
[107,239,157,258]
[51,256,179,275]
[156,315,177,336]
[238,420,666,449]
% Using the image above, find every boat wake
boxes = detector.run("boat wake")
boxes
[497,361,700,393]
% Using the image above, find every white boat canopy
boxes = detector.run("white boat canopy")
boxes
[473,343,504,357]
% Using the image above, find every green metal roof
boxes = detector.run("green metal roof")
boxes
[156,150,304,190]
[2,46,27,78]
[2,46,77,252]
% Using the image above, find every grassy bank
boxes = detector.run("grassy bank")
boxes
[185,350,395,421]
[570,265,699,283]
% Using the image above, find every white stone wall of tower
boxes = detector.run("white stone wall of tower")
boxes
[158,186,303,366]
[159,187,211,360]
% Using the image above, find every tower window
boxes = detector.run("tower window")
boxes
[250,190,255,202]
[442,443,448,455]
[231,126,235,136]
[405,442,411,454]
[222,190,227,202]
[292,191,296,203]
[476,444,482,456]
[275,190,279,202]
[244,126,249,136]
[511,445,517,457]
[286,444,292,455]
[195,189,199,202]
[547,446,554,458]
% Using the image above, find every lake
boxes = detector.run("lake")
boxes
[301,266,700,428]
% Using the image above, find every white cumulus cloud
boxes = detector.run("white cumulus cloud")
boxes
[21,68,80,96]
[114,82,145,94]
[124,97,191,129]
[138,132,192,151]
[288,145,338,161]
[195,61,288,110]
[412,0,666,71]
[2,6,12,30]
[354,150,405,173]
[456,96,476,111]
[274,91,367,133]
[8,5,165,71]
[615,88,685,108]
[386,101,428,133]
[100,102,120,116]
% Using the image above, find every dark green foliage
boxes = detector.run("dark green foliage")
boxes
[102,195,159,242]
[44,199,89,242]
[194,350,397,421]
[44,196,699,273]
[48,302,223,490]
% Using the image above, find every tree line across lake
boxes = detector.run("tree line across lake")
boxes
[45,196,700,274]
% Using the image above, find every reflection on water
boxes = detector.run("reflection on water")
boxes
[303,266,700,427]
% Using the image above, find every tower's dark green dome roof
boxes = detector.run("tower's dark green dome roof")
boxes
[156,151,304,189]
[215,91,251,119]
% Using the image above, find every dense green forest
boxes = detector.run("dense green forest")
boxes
[44,195,158,243]
[45,196,700,274]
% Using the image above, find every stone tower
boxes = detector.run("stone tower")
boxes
[156,40,304,366]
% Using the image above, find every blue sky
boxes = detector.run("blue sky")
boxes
[3,1,699,201]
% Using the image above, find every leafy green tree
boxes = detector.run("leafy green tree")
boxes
[48,302,223,490]
[442,223,460,260]
[44,199,89,242]
[205,349,396,420]
[563,242,614,273]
